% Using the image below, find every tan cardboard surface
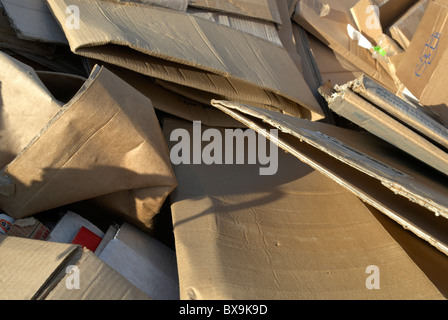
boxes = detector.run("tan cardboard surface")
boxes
[0,65,177,230]
[395,0,448,111]
[293,0,397,91]
[2,0,68,44]
[324,85,448,177]
[388,0,429,50]
[47,0,324,120]
[0,235,79,299]
[0,52,62,169]
[45,248,151,300]
[210,100,448,257]
[164,118,444,299]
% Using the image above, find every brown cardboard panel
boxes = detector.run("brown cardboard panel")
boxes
[188,0,282,24]
[46,0,324,121]
[45,249,151,300]
[210,100,448,257]
[293,0,397,92]
[0,65,177,230]
[97,64,244,128]
[0,4,55,56]
[324,85,448,177]
[0,235,79,299]
[0,51,62,169]
[395,0,448,113]
[377,0,418,29]
[0,234,150,300]
[164,117,444,299]
[350,75,448,150]
[1,0,68,44]
[388,0,430,50]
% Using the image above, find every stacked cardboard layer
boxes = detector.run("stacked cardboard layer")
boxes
[0,0,448,301]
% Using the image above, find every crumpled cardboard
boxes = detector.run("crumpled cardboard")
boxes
[0,63,177,231]
[46,0,325,121]
[210,100,448,257]
[164,117,444,299]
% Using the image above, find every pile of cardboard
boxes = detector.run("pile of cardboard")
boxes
[1,0,448,300]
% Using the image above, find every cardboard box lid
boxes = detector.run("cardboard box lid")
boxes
[164,118,444,299]
[46,0,324,121]
[395,0,448,109]
[210,100,448,257]
[1,0,68,44]
[188,0,282,24]
[0,64,177,230]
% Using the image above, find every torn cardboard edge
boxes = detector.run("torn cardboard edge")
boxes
[321,78,448,178]
[210,100,448,257]
[0,63,177,231]
[46,0,325,121]
[164,117,445,300]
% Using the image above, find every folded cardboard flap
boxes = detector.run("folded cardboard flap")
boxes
[164,117,444,299]
[46,0,325,121]
[395,0,448,113]
[210,100,448,257]
[0,63,177,231]
[188,0,282,24]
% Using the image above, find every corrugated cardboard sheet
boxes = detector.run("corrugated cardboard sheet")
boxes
[164,117,444,299]
[46,0,324,121]
[0,63,177,230]
[395,0,448,115]
[0,235,150,299]
[210,100,448,257]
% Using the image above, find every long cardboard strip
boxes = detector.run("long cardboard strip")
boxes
[210,100,448,256]
[188,0,282,24]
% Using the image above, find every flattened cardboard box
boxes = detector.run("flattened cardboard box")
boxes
[46,0,324,121]
[0,61,177,230]
[164,118,444,299]
[396,0,448,111]
[0,235,150,299]
[210,100,448,258]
